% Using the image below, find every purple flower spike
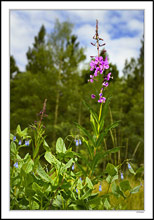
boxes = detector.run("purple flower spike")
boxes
[91,94,96,99]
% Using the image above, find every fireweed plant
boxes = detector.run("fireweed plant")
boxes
[10,20,142,210]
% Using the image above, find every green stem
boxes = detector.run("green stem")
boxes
[98,103,103,134]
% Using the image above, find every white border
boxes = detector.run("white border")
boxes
[2,1,153,219]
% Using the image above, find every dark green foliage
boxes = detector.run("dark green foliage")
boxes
[10,21,144,168]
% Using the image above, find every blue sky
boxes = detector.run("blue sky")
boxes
[10,10,144,76]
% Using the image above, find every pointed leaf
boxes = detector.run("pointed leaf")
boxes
[56,137,66,154]
[86,177,93,189]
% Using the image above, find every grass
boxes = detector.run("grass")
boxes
[93,176,144,210]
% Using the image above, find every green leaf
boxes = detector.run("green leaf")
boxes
[10,141,17,155]
[31,200,39,210]
[36,163,51,183]
[127,163,136,175]
[136,166,144,174]
[120,180,131,192]
[77,178,83,190]
[130,185,141,194]
[21,127,28,136]
[43,140,50,151]
[61,158,74,173]
[32,182,43,195]
[111,182,126,199]
[81,189,92,200]
[86,177,93,189]
[104,198,111,210]
[107,121,120,131]
[82,100,99,124]
[16,125,21,135]
[105,163,118,177]
[82,137,92,158]
[44,151,61,169]
[96,131,105,147]
[74,122,96,147]
[52,195,62,208]
[22,158,34,174]
[56,137,66,154]
[76,162,87,176]
[90,113,97,135]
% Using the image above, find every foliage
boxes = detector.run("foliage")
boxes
[10,98,142,210]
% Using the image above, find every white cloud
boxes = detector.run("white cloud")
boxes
[10,10,144,75]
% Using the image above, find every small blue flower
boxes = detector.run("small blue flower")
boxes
[72,164,75,170]
[76,188,78,193]
[13,136,16,141]
[121,172,124,180]
[13,162,18,168]
[75,140,79,146]
[79,139,82,145]
[18,140,22,145]
[128,163,131,169]
[99,185,102,192]
[25,140,29,146]
[79,177,82,181]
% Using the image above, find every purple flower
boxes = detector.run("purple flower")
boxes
[98,97,106,103]
[99,185,102,191]
[128,163,131,169]
[18,140,22,145]
[103,56,109,69]
[106,72,112,81]
[99,93,103,97]
[13,136,16,141]
[13,162,18,168]
[121,172,124,180]
[102,82,109,87]
[90,79,94,83]
[79,177,82,181]
[76,188,78,193]
[72,164,75,170]
[90,60,95,70]
[91,94,96,99]
[25,140,29,146]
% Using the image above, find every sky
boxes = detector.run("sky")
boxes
[10,10,144,76]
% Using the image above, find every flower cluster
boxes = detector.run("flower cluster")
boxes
[75,139,82,146]
[88,56,113,103]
